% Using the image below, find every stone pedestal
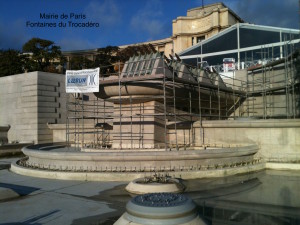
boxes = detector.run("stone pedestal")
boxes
[114,193,205,225]
[113,100,165,149]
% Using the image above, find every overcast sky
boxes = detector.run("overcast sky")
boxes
[0,0,298,51]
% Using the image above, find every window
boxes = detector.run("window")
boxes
[192,36,204,46]
[197,36,205,43]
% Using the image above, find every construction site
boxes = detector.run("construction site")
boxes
[65,44,300,152]
[2,2,300,225]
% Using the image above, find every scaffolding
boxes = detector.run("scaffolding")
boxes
[241,41,300,119]
[66,46,300,151]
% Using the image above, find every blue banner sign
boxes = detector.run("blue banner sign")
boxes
[66,68,99,93]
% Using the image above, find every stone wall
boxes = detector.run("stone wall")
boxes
[0,72,66,143]
[113,101,166,149]
[0,125,10,144]
[192,119,300,162]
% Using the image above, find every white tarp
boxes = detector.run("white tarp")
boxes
[66,68,99,93]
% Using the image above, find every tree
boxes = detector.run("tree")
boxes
[117,44,157,62]
[69,56,93,70]
[90,44,157,75]
[0,49,26,77]
[22,38,65,72]
[93,46,120,75]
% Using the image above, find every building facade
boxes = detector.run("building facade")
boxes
[172,2,243,54]
[62,2,243,67]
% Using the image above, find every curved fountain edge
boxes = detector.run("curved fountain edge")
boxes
[10,160,266,181]
[8,143,275,181]
[21,144,259,161]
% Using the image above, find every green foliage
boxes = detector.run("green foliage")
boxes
[95,45,120,64]
[22,37,65,73]
[0,49,26,77]
[0,39,158,77]
[67,44,157,75]
[94,46,120,74]
[117,44,156,62]
[69,56,94,70]
[68,46,121,74]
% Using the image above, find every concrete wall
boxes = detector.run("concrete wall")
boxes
[0,71,66,143]
[0,125,10,144]
[49,117,300,164]
[193,119,300,162]
[113,101,166,149]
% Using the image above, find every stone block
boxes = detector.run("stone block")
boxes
[38,85,56,92]
[17,107,56,113]
[1,92,21,99]
[21,96,38,102]
[21,85,38,92]
[270,128,287,145]
[38,113,59,118]
[21,90,37,97]
[39,102,60,108]
[37,90,59,97]
[37,79,59,87]
[37,134,53,143]
[22,79,39,87]
[112,100,166,149]
[295,129,300,145]
[14,124,38,130]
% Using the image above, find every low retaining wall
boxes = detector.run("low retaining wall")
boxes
[50,119,300,163]
[193,119,300,162]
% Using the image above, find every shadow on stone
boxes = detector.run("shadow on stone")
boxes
[0,209,59,225]
[0,182,40,196]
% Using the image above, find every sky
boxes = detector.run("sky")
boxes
[0,0,298,51]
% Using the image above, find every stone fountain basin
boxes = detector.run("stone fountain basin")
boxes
[9,143,262,181]
[20,144,258,172]
[125,177,185,194]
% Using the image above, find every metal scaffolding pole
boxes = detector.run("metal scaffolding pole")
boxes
[246,72,249,117]
[218,77,221,120]
[284,39,289,118]
[130,95,133,148]
[172,61,178,150]
[81,95,84,147]
[291,42,296,119]
[118,61,122,149]
[163,57,167,150]
[102,99,105,147]
[75,95,78,149]
[189,89,192,146]
[233,71,236,119]
[66,93,70,148]
[93,96,95,148]
[263,62,266,119]
[252,72,255,117]
[197,57,203,146]
[209,91,212,118]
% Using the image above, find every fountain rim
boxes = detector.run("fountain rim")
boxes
[21,144,259,161]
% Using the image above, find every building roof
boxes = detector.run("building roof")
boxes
[179,23,300,57]
[186,2,244,23]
